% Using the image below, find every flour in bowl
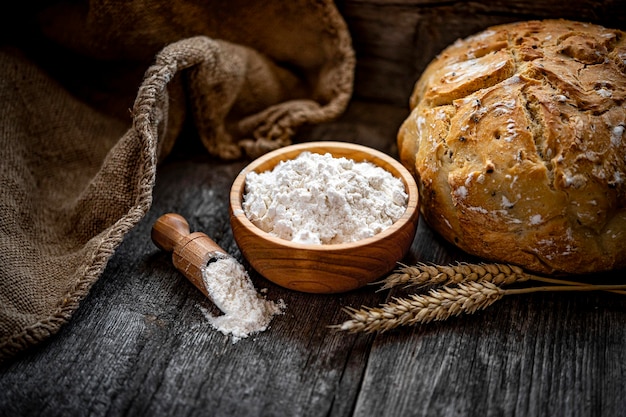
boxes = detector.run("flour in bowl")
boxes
[242,151,408,244]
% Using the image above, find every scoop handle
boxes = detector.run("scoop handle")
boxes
[151,213,226,298]
[151,213,191,252]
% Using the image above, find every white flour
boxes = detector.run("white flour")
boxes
[243,151,408,244]
[199,253,285,343]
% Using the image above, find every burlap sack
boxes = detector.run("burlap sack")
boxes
[0,0,354,362]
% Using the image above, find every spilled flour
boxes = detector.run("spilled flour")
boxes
[199,253,285,342]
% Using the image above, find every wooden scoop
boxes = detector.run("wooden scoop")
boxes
[151,213,226,298]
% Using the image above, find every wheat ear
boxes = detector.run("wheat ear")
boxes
[332,281,504,333]
[377,262,530,290]
[378,262,626,295]
[334,282,626,333]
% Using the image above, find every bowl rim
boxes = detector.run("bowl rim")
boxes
[229,141,419,251]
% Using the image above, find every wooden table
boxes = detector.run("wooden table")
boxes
[1,99,625,417]
[2,2,625,416]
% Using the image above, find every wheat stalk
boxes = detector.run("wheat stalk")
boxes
[376,262,531,290]
[332,281,505,333]
[378,262,626,295]
[335,261,626,333]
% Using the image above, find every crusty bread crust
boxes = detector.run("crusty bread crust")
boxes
[398,19,626,274]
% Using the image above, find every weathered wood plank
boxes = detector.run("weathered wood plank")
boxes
[351,288,626,417]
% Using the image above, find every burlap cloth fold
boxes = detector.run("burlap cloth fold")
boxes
[0,0,355,362]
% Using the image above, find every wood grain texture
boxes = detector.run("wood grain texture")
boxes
[353,290,626,417]
[2,1,626,416]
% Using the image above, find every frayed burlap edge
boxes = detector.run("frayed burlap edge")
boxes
[0,3,355,362]
[0,39,224,362]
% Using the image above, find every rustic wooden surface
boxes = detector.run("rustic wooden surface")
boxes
[2,1,626,416]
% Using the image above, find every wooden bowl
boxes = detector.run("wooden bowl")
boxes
[229,141,420,293]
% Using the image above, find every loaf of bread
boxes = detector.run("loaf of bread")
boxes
[398,19,626,275]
